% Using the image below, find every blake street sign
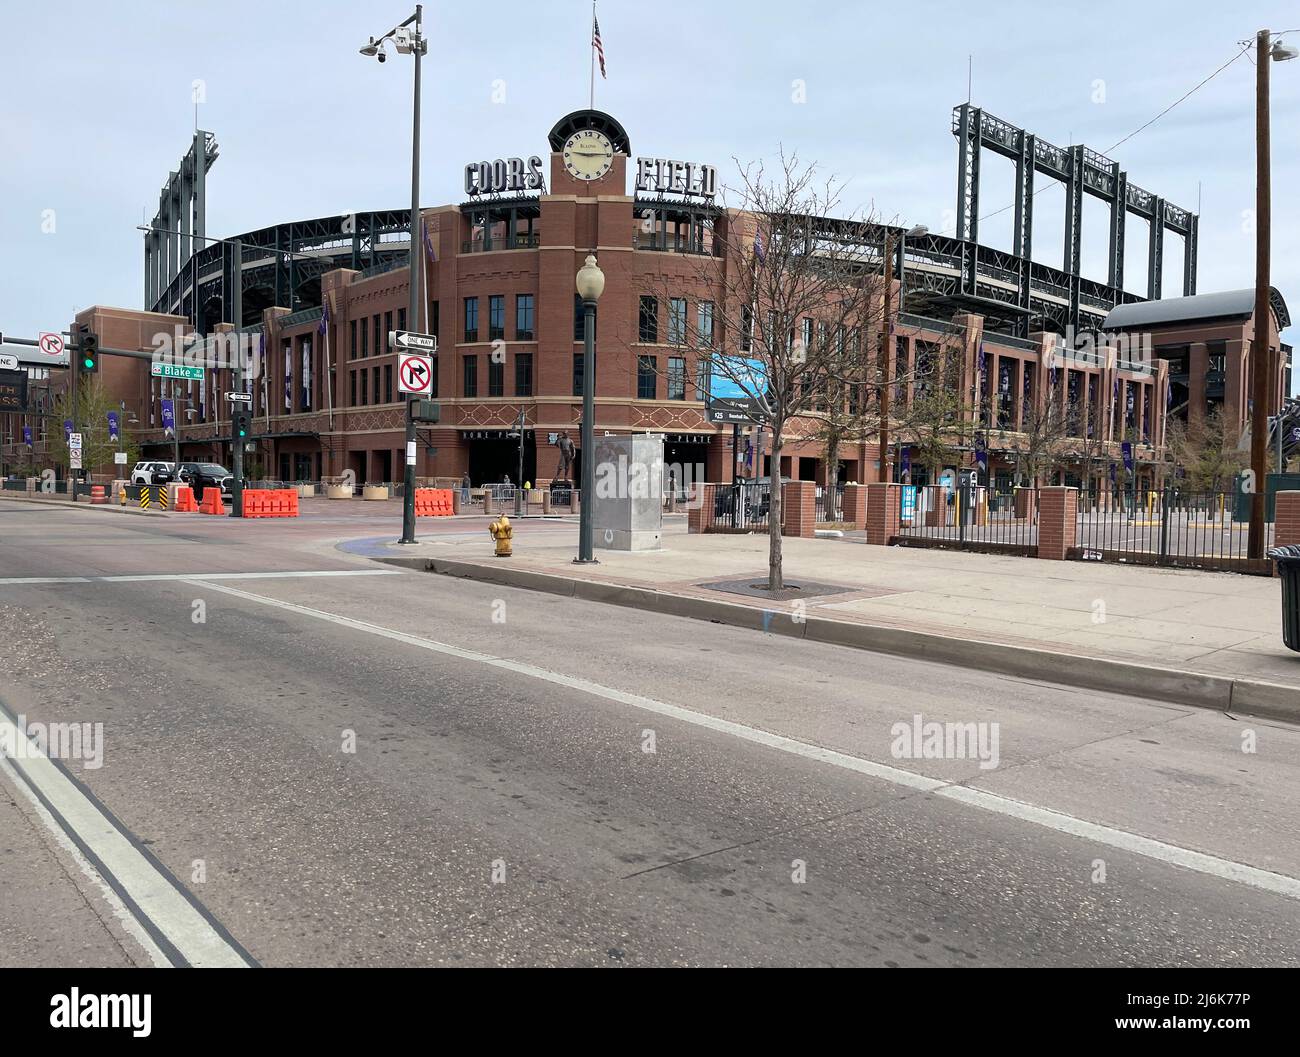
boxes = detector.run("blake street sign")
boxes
[151,362,204,380]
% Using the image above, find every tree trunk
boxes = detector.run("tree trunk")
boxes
[768,435,784,591]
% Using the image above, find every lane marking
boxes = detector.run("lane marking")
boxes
[186,578,1300,904]
[0,708,255,968]
[0,754,171,968]
[0,569,402,585]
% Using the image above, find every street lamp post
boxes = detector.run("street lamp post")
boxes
[1248,28,1296,560]
[362,6,426,545]
[575,255,604,563]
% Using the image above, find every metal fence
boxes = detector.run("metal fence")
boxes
[1073,487,1273,572]
[815,484,846,524]
[705,480,772,532]
[894,485,1039,555]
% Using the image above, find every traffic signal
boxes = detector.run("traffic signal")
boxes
[232,408,251,440]
[78,327,99,373]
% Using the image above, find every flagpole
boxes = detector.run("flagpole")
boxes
[589,1,596,109]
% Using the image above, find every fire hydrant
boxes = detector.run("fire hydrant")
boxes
[489,513,513,557]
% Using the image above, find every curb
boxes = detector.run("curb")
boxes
[379,553,1300,724]
[0,494,169,517]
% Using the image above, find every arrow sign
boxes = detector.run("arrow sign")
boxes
[392,330,438,353]
[38,332,65,357]
[398,353,434,396]
[226,392,253,403]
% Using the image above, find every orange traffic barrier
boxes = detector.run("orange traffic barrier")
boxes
[173,486,199,512]
[240,488,299,519]
[414,487,453,517]
[199,488,225,515]
[90,485,107,506]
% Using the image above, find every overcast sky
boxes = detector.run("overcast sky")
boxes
[1,0,1296,381]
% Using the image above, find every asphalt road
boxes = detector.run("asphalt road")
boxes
[2,502,1298,967]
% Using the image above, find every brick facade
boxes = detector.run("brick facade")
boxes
[1037,486,1078,560]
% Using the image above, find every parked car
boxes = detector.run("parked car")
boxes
[129,461,177,486]
[177,462,233,500]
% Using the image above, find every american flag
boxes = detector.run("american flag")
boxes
[592,13,606,79]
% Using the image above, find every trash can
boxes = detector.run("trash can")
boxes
[1267,544,1300,652]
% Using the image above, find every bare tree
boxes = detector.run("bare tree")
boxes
[647,152,886,591]
[1168,408,1246,494]
[892,334,971,484]
[996,399,1068,488]
[49,378,140,477]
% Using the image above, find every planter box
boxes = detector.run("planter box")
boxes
[326,484,352,500]
[362,485,389,501]
[297,483,316,498]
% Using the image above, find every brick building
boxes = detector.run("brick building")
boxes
[2,108,1291,495]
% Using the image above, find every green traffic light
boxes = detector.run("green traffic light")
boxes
[83,357,95,369]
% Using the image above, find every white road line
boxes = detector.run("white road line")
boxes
[0,754,171,968]
[186,578,1300,903]
[0,569,402,585]
[0,716,252,968]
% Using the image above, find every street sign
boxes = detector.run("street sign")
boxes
[151,363,204,380]
[0,353,18,370]
[38,332,64,357]
[69,433,83,451]
[70,453,82,470]
[398,354,434,396]
[114,452,128,465]
[391,330,437,353]
[226,392,253,404]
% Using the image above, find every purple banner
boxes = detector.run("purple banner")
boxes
[107,411,119,442]
[161,398,176,434]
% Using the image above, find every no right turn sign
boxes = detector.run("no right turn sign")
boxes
[398,354,434,396]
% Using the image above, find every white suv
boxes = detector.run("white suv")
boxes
[129,461,177,486]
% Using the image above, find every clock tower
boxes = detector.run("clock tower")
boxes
[547,109,631,195]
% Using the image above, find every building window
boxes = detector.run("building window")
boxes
[429,300,439,343]
[639,296,658,343]
[488,358,504,397]
[489,295,505,341]
[573,294,586,341]
[668,356,686,400]
[372,316,380,358]
[741,304,753,352]
[698,302,714,348]
[350,370,357,406]
[397,307,406,334]
[384,311,393,352]
[515,353,533,396]
[572,352,584,396]
[429,356,438,399]
[360,368,368,406]
[463,355,478,397]
[802,317,814,354]
[373,366,380,405]
[350,320,358,360]
[668,297,687,345]
[638,355,657,399]
[464,297,479,342]
[360,318,368,358]
[516,294,534,340]
[384,364,393,403]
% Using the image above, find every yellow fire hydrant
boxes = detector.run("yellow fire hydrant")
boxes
[489,513,513,557]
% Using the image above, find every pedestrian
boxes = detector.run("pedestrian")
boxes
[665,468,677,510]
[461,471,471,506]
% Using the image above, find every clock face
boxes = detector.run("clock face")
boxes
[562,129,614,181]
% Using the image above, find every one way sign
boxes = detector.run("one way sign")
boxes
[398,353,434,396]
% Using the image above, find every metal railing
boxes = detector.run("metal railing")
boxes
[704,480,772,532]
[1073,487,1272,572]
[894,485,1039,554]
[815,484,845,523]
[461,233,541,253]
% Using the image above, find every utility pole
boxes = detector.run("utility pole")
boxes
[400,6,424,545]
[1248,27,1272,560]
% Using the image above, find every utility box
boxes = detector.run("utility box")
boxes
[592,433,664,551]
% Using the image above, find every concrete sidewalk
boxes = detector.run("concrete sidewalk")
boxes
[373,517,1300,717]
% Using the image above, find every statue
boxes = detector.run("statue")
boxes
[553,430,575,483]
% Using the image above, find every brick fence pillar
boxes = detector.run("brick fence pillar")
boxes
[843,483,867,529]
[689,483,717,534]
[782,480,815,538]
[864,483,900,545]
[1037,486,1078,560]
[1275,491,1300,547]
